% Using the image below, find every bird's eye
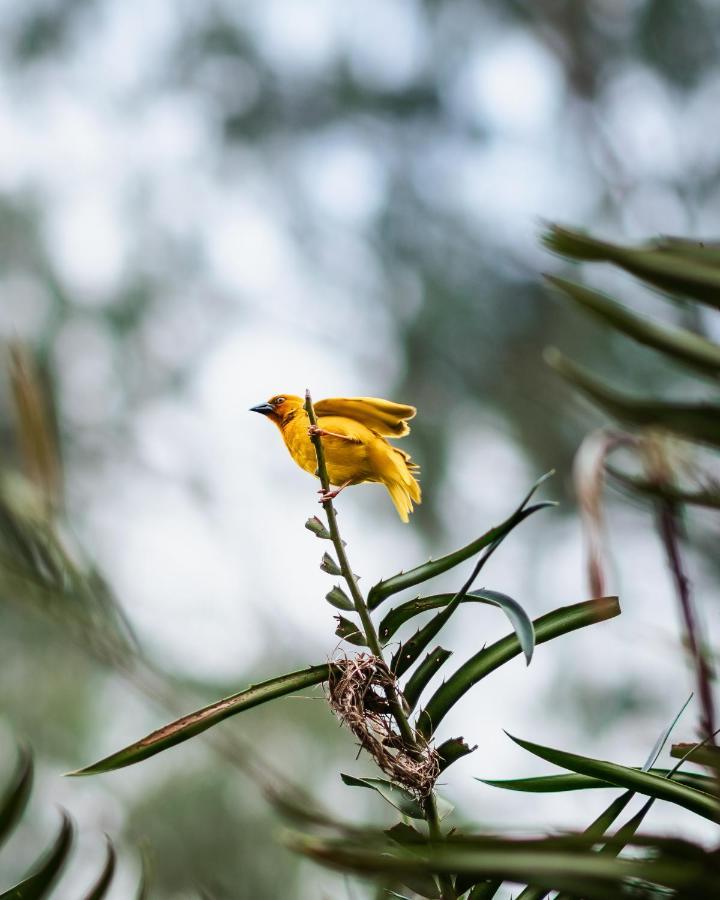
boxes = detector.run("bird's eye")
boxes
[275,397,285,405]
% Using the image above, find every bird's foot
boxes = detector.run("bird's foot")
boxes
[308,425,361,443]
[318,481,351,503]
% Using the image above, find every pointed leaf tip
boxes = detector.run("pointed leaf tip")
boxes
[320,552,342,575]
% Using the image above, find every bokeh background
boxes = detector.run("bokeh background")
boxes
[1,1,719,897]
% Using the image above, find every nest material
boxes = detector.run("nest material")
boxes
[327,653,440,799]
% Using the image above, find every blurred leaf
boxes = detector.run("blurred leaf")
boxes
[0,747,33,848]
[368,473,555,610]
[82,838,116,900]
[320,552,342,575]
[507,734,720,824]
[546,348,720,448]
[286,829,720,899]
[546,275,720,376]
[436,737,476,773]
[0,811,74,899]
[543,224,720,310]
[415,597,620,739]
[479,768,714,794]
[325,585,354,611]
[71,664,330,774]
[607,465,720,509]
[340,774,425,819]
[671,742,720,769]
[8,344,62,511]
[334,615,367,646]
[385,823,424,846]
[401,646,452,711]
[305,516,331,539]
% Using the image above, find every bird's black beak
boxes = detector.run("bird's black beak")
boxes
[250,403,274,415]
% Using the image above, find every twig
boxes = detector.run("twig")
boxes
[303,390,456,900]
[656,501,716,748]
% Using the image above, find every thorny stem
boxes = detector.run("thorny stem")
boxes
[656,501,717,750]
[304,391,456,900]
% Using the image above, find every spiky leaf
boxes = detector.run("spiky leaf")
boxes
[546,275,720,376]
[334,615,367,646]
[0,811,74,899]
[326,585,354,611]
[401,646,452,711]
[82,839,116,900]
[72,665,330,774]
[507,734,720,824]
[0,748,33,848]
[546,349,720,448]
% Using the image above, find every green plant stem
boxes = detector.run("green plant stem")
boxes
[304,390,456,900]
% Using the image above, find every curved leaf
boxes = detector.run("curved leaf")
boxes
[546,349,720,448]
[340,774,425,819]
[82,838,116,900]
[380,591,535,665]
[402,646,452,712]
[479,768,714,794]
[416,597,620,739]
[543,224,720,310]
[546,275,720,376]
[507,734,720,824]
[0,811,74,900]
[0,747,33,848]
[71,664,330,774]
[390,588,536,678]
[368,477,554,611]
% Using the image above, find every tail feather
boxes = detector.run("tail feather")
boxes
[384,447,422,521]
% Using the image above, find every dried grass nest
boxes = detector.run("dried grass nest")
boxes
[327,653,440,799]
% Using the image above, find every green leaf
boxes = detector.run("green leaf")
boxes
[0,811,74,900]
[334,615,367,646]
[340,774,425,819]
[507,734,720,824]
[305,516,331,539]
[467,881,503,899]
[368,475,555,610]
[543,224,720,310]
[0,747,33,848]
[437,737,476,772]
[71,664,330,774]
[416,597,620,739]
[546,275,720,376]
[325,585,354,611]
[402,646,452,712]
[479,768,714,794]
[390,588,536,678]
[380,591,535,667]
[546,348,720,448]
[320,552,342,575]
[671,742,720,769]
[286,830,720,899]
[82,838,116,900]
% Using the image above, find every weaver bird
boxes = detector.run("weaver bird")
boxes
[250,395,421,521]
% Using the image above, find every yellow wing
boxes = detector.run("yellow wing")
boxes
[314,397,416,437]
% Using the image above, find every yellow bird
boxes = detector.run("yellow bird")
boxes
[250,394,421,521]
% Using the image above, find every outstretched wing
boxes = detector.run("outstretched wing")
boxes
[314,397,416,437]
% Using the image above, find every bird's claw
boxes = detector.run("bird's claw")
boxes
[308,424,325,437]
[318,488,340,503]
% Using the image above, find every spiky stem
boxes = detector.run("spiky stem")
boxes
[304,390,456,900]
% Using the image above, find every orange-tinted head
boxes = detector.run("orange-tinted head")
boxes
[249,393,303,424]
